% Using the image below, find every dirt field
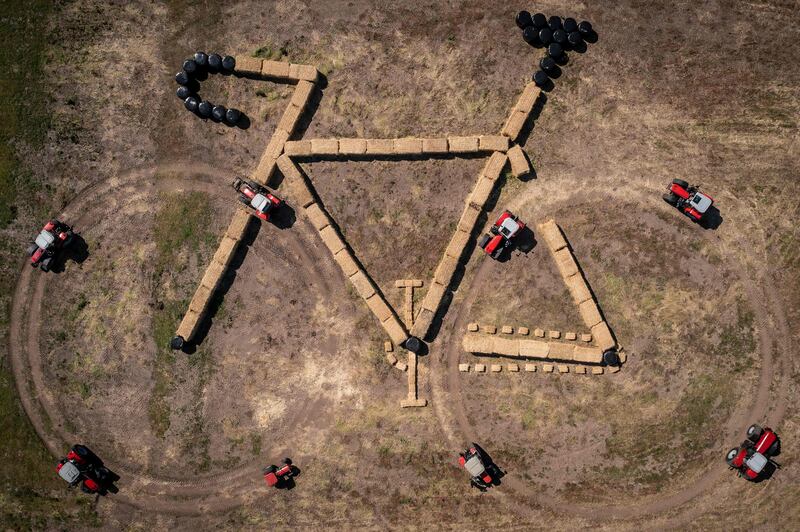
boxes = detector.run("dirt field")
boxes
[2,0,799,530]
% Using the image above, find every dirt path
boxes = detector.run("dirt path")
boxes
[430,184,791,523]
[7,163,345,515]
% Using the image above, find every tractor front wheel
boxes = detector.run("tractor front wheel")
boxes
[725,448,739,466]
[40,257,52,272]
[662,192,679,206]
[747,424,763,443]
[26,243,38,256]
[767,440,780,456]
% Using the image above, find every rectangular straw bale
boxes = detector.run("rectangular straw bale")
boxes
[501,110,527,140]
[277,154,302,179]
[277,104,304,135]
[310,138,339,155]
[462,334,495,354]
[507,145,530,178]
[557,364,569,373]
[457,204,482,233]
[591,322,616,351]
[514,82,541,114]
[492,336,520,357]
[459,363,470,372]
[365,294,393,323]
[580,333,593,342]
[200,261,226,290]
[283,140,313,156]
[548,342,576,360]
[475,364,486,373]
[282,176,316,209]
[592,367,605,375]
[579,300,603,329]
[567,275,593,305]
[188,284,213,314]
[574,346,604,364]
[233,56,262,76]
[421,137,449,154]
[421,281,447,311]
[519,339,550,358]
[176,309,201,341]
[565,332,577,341]
[226,209,253,241]
[538,219,568,251]
[574,366,587,374]
[518,327,530,335]
[386,352,398,365]
[382,316,409,346]
[490,364,502,373]
[447,136,480,153]
[482,152,508,181]
[534,328,545,337]
[482,325,497,334]
[265,129,290,159]
[251,153,277,185]
[410,280,424,287]
[501,325,514,334]
[305,203,331,231]
[365,138,395,155]
[549,330,561,339]
[334,248,359,277]
[542,364,554,373]
[411,308,435,338]
[554,248,579,279]
[338,138,367,155]
[525,363,537,372]
[260,60,290,79]
[288,63,319,82]
[445,229,471,259]
[213,236,239,267]
[349,270,375,300]
[319,225,346,255]
[290,80,316,108]
[467,323,479,332]
[384,341,393,352]
[394,137,423,155]
[479,135,509,152]
[433,255,459,287]
[468,176,496,209]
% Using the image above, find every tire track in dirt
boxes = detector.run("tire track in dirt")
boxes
[431,184,790,523]
[8,163,345,515]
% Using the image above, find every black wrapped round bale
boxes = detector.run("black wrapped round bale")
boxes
[522,26,539,45]
[184,96,199,113]
[538,27,552,45]
[548,16,562,31]
[548,43,563,58]
[221,55,236,72]
[182,59,197,74]
[533,70,549,87]
[175,71,190,85]
[194,51,208,68]
[516,10,533,29]
[208,53,222,72]
[176,86,192,100]
[563,18,578,33]
[579,21,593,35]
[540,56,556,73]
[568,31,583,47]
[198,101,212,118]
[532,13,547,28]
[211,105,226,122]
[553,29,567,44]
[225,108,241,125]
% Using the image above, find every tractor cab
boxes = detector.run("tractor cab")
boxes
[745,452,768,474]
[689,191,713,214]
[250,193,272,214]
[35,229,56,250]
[496,214,521,239]
[57,461,82,484]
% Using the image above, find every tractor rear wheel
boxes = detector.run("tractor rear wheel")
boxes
[767,440,780,455]
[238,196,249,205]
[40,258,52,272]
[662,192,679,206]
[478,234,491,250]
[725,448,739,466]
[672,178,689,189]
[747,424,763,442]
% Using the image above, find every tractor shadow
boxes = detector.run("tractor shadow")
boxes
[492,226,538,263]
[48,234,90,273]
[81,446,120,495]
[752,460,780,483]
[277,465,302,490]
[699,206,723,230]
[269,203,296,230]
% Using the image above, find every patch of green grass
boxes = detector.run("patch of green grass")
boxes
[253,43,288,61]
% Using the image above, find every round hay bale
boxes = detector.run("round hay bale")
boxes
[176,86,192,100]
[182,59,197,74]
[515,10,532,29]
[579,21,593,36]
[404,336,422,353]
[553,29,567,44]
[211,105,226,122]
[533,70,548,87]
[184,96,199,113]
[198,101,212,118]
[568,31,584,47]
[225,108,241,125]
[538,27,552,45]
[222,55,235,72]
[548,43,563,58]
[170,336,185,350]
[208,53,222,72]
[532,12,547,28]
[175,71,190,85]
[522,26,539,45]
[563,17,578,33]
[193,51,208,68]
[548,15,562,31]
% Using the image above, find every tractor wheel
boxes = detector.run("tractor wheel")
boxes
[73,444,90,459]
[662,192,679,206]
[238,195,249,206]
[26,243,38,256]
[767,440,780,455]
[262,465,277,474]
[725,448,739,466]
[747,424,763,442]
[478,234,491,250]
[672,178,689,189]
[40,258,52,272]
[282,457,293,466]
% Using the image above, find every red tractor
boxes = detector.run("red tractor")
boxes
[26,219,74,271]
[263,457,296,488]
[726,424,780,481]
[458,443,495,491]
[57,444,115,495]
[662,179,714,222]
[232,178,283,221]
[478,210,526,259]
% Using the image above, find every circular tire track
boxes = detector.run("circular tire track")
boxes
[430,184,791,523]
[8,163,341,515]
